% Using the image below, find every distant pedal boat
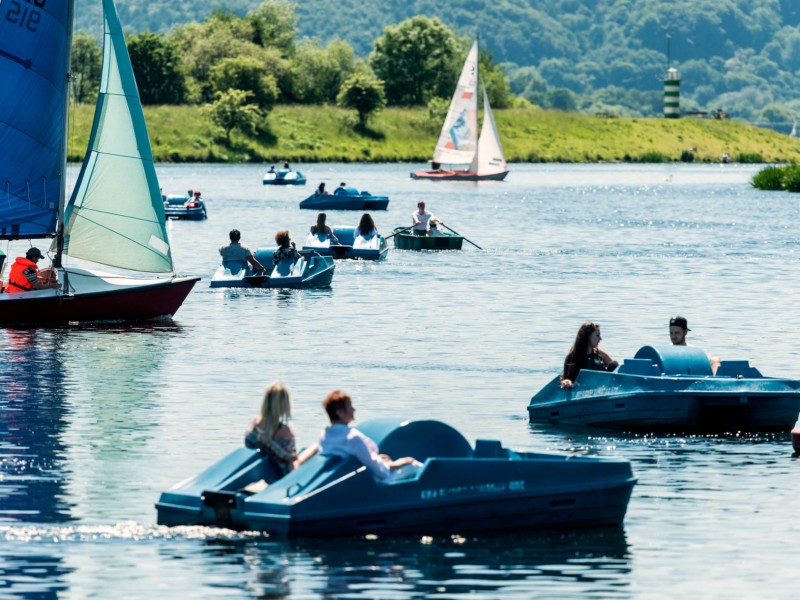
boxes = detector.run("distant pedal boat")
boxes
[528,345,800,433]
[163,194,207,220]
[299,188,389,210]
[155,418,636,536]
[302,228,388,260]
[210,249,334,289]
[263,168,307,185]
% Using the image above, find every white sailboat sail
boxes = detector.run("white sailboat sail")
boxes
[63,0,173,274]
[469,85,508,176]
[790,121,797,138]
[431,41,479,167]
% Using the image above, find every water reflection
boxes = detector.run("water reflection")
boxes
[230,529,630,598]
[0,328,74,596]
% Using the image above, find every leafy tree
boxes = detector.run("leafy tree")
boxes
[548,88,577,111]
[246,0,298,55]
[71,32,101,103]
[127,31,187,104]
[369,16,461,106]
[337,73,386,127]
[210,56,279,110]
[208,89,263,144]
[288,38,356,104]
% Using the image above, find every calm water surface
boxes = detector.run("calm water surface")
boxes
[1,163,799,598]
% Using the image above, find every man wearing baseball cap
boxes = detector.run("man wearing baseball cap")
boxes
[5,247,59,293]
[669,316,691,346]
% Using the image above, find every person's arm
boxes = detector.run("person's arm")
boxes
[247,255,266,272]
[295,443,319,469]
[596,347,618,371]
[350,433,391,480]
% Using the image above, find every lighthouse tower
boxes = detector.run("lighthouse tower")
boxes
[664,67,680,118]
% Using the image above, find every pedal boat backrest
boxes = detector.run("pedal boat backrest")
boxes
[632,345,713,376]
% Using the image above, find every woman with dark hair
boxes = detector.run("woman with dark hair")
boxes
[560,322,618,388]
[310,212,339,244]
[354,213,378,238]
[273,230,300,265]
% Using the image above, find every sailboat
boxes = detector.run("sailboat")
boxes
[0,0,199,325]
[790,121,797,138]
[410,41,509,182]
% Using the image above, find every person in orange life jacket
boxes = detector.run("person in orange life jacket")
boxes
[185,190,202,208]
[5,247,60,293]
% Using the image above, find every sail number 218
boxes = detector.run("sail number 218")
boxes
[5,0,47,33]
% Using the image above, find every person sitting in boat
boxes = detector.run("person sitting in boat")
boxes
[354,213,378,239]
[669,316,691,346]
[244,381,298,476]
[186,188,193,200]
[411,201,443,235]
[185,190,202,208]
[314,182,327,196]
[4,247,60,293]
[334,182,347,195]
[273,230,300,265]
[219,229,266,272]
[560,322,619,389]
[310,212,339,244]
[296,390,422,481]
[267,165,275,173]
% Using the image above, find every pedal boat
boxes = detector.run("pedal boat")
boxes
[155,418,636,537]
[299,187,389,211]
[162,194,207,220]
[210,249,334,289]
[302,228,388,261]
[528,345,800,433]
[792,414,800,454]
[263,168,307,185]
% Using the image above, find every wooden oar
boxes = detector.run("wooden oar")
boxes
[440,223,482,250]
[384,224,415,240]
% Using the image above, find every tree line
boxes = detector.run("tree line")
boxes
[71,2,513,143]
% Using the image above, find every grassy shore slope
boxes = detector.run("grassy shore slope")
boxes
[66,104,800,164]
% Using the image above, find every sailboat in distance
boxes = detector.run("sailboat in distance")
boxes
[411,41,509,182]
[0,0,199,325]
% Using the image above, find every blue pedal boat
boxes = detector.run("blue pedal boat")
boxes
[162,194,207,220]
[302,228,388,261]
[155,418,636,537]
[528,345,800,432]
[210,249,334,289]
[299,188,389,211]
[263,168,307,185]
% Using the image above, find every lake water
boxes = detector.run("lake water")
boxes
[2,163,799,598]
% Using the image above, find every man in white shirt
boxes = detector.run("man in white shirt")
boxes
[219,229,266,272]
[411,201,442,234]
[298,390,421,481]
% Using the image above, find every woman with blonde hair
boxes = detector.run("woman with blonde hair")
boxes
[244,381,297,475]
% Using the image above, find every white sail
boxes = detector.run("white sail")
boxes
[431,41,479,166]
[469,85,508,176]
[791,121,797,138]
[63,0,173,274]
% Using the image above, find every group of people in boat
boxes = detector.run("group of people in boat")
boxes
[267,161,292,174]
[313,182,350,196]
[559,316,699,388]
[245,382,422,481]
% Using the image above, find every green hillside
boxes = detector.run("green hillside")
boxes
[66,104,800,164]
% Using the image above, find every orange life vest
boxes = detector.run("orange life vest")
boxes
[6,257,39,293]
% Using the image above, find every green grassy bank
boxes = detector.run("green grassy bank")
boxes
[66,104,800,164]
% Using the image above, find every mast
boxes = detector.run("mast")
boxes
[53,0,76,270]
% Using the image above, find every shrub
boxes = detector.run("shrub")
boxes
[735,152,764,164]
[751,165,786,190]
[781,165,800,192]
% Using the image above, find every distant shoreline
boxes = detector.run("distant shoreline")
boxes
[67,104,800,165]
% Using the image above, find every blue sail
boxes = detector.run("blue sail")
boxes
[0,0,71,239]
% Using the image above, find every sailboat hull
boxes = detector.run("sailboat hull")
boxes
[410,169,509,182]
[0,272,199,325]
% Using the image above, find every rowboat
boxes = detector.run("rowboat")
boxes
[391,227,463,250]
[528,345,800,433]
[156,418,636,536]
